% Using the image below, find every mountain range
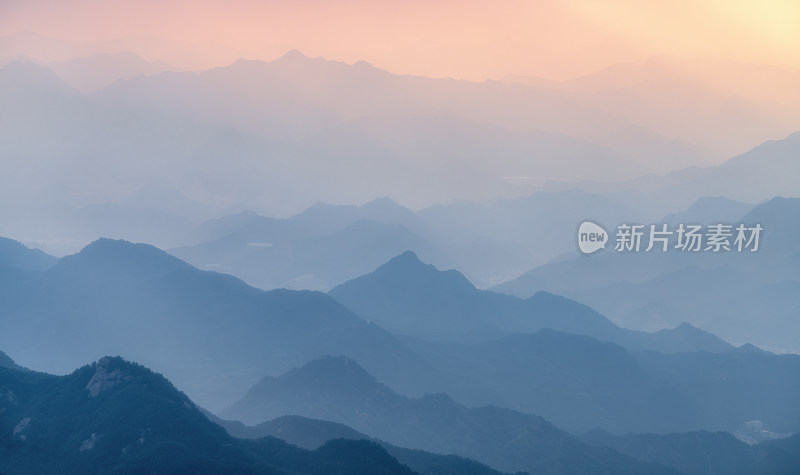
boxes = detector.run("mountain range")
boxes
[494,196,800,351]
[2,236,797,436]
[222,355,678,475]
[330,250,735,353]
[0,55,658,227]
[0,236,58,272]
[171,189,649,290]
[170,198,456,290]
[0,238,440,411]
[0,354,475,475]
[504,55,800,161]
[0,51,178,92]
[581,428,800,475]
[8,50,797,243]
[214,413,800,475]
[2,32,798,475]
[2,51,798,283]
[17,351,788,474]
[209,414,522,475]
[541,132,800,210]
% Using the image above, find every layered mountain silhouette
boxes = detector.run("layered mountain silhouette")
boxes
[662,196,755,226]
[211,414,368,451]
[632,350,800,434]
[0,237,58,272]
[3,237,796,437]
[403,327,800,434]
[663,134,800,209]
[2,34,798,475]
[94,50,679,175]
[223,355,678,475]
[210,415,520,475]
[330,250,735,353]
[495,195,793,296]
[553,132,800,208]
[493,197,800,351]
[3,56,798,283]
[172,199,452,290]
[43,51,177,92]
[402,329,698,433]
[0,52,708,238]
[174,195,549,289]
[0,238,440,411]
[582,428,800,475]
[417,189,651,267]
[0,355,425,475]
[0,50,180,92]
[505,55,800,161]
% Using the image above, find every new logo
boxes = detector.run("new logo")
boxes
[577,221,608,254]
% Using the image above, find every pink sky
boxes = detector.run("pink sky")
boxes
[1,0,798,80]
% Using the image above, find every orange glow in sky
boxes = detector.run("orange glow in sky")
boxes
[1,0,798,80]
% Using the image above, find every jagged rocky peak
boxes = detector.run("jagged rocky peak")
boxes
[85,356,134,398]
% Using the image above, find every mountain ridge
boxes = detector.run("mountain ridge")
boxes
[0,238,442,411]
[0,355,422,474]
[223,355,678,475]
[330,251,737,353]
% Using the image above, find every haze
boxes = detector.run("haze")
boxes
[1,3,800,473]
[3,0,799,80]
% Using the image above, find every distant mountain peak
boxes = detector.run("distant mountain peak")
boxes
[242,355,387,403]
[1,59,51,74]
[328,253,492,339]
[226,57,269,70]
[272,48,320,66]
[85,356,135,398]
[667,321,717,335]
[0,236,58,272]
[361,196,402,208]
[374,250,475,287]
[391,249,422,264]
[76,356,185,402]
[650,321,734,353]
[526,290,576,305]
[748,195,798,212]
[288,355,376,383]
[352,59,377,70]
[54,238,190,278]
[0,60,75,92]
[308,200,339,209]
[280,48,308,60]
[735,343,769,354]
[77,238,177,259]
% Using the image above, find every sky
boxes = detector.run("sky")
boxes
[1,0,798,81]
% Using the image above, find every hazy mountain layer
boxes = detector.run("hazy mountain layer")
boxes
[403,330,800,434]
[0,238,441,411]
[211,415,518,475]
[330,250,735,353]
[0,355,419,475]
[495,197,800,351]
[581,429,800,475]
[223,355,678,475]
